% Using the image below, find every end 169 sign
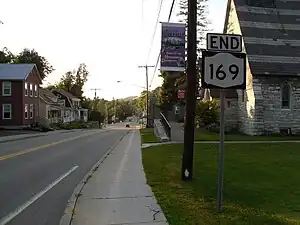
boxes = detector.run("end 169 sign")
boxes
[201,50,246,89]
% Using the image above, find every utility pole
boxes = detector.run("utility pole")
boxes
[181,0,197,181]
[113,97,117,123]
[90,88,101,100]
[138,65,155,128]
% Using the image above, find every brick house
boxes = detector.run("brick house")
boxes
[209,0,300,135]
[0,64,42,126]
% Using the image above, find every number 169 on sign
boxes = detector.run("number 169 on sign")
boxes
[201,51,246,90]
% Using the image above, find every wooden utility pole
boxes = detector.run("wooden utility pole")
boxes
[90,88,101,99]
[138,65,155,128]
[181,0,197,181]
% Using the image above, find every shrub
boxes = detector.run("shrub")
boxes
[195,99,219,126]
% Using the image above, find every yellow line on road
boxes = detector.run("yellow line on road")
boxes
[0,131,103,161]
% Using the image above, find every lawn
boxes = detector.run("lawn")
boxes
[140,128,158,143]
[142,143,300,225]
[194,128,300,141]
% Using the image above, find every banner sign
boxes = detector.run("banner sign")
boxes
[161,22,186,72]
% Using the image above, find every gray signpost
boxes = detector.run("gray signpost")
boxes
[201,33,246,212]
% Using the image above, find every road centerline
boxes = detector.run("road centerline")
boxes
[0,165,79,225]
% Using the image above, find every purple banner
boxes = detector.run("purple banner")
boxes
[160,22,186,72]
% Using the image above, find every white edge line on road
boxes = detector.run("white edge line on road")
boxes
[0,165,79,225]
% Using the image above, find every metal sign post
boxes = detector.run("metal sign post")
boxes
[217,89,225,212]
[201,33,246,212]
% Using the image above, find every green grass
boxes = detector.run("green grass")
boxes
[142,143,300,225]
[140,128,158,143]
[194,128,300,141]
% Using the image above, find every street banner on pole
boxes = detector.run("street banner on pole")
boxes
[160,22,186,72]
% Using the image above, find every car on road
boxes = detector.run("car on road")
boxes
[125,123,130,128]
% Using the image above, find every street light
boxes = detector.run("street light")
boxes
[116,80,146,90]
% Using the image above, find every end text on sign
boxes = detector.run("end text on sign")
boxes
[207,33,242,52]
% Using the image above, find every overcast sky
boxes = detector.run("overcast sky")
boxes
[0,0,227,100]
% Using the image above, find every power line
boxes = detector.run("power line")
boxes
[149,0,177,88]
[146,0,164,63]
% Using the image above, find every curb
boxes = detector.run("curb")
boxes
[59,130,131,225]
[0,134,47,144]
[0,129,105,144]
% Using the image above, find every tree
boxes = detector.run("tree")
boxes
[177,0,210,50]
[0,47,14,63]
[56,71,74,92]
[71,63,89,98]
[54,63,89,99]
[14,48,54,80]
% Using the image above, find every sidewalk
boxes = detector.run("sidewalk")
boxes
[60,130,168,225]
[169,122,184,142]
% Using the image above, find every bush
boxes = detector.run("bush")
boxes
[195,99,219,126]
[58,122,89,130]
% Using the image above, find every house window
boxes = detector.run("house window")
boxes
[34,84,38,97]
[30,84,33,97]
[25,104,28,119]
[2,81,11,96]
[2,104,12,119]
[25,82,28,96]
[30,104,33,118]
[281,83,291,109]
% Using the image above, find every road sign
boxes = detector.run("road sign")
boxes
[201,50,246,90]
[207,33,242,52]
[177,90,185,99]
[203,32,245,213]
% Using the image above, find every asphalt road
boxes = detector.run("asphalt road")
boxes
[0,124,135,225]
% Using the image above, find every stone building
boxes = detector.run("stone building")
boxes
[210,0,300,135]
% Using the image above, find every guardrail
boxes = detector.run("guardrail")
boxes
[160,112,171,139]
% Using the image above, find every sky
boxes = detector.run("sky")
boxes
[0,0,227,100]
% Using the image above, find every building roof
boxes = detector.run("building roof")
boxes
[40,88,57,103]
[224,0,300,76]
[0,64,42,83]
[40,88,65,107]
[54,89,80,100]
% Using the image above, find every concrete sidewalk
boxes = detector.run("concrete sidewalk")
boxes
[60,130,168,225]
[169,122,184,142]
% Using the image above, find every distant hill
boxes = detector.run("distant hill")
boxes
[121,96,138,101]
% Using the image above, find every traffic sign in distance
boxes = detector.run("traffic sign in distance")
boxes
[201,50,246,89]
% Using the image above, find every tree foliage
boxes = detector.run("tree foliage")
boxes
[0,47,14,63]
[0,47,54,80]
[54,63,89,99]
[177,0,210,49]
[195,99,219,126]
[14,49,54,80]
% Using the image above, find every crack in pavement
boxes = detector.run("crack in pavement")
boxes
[146,205,162,221]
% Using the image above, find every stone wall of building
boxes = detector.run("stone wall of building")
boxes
[236,79,265,136]
[258,76,300,134]
[224,98,239,131]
